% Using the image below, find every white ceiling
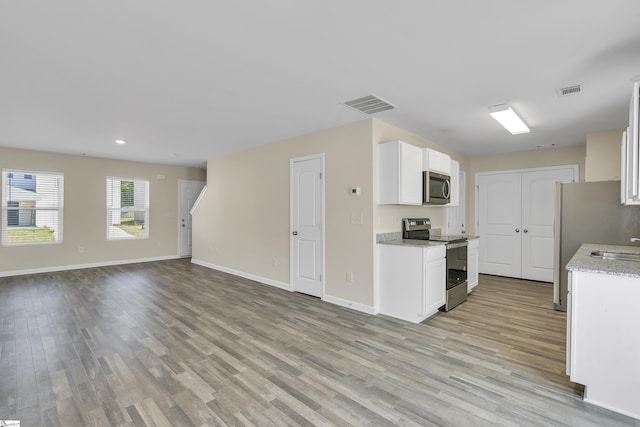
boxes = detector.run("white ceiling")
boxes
[2,1,640,168]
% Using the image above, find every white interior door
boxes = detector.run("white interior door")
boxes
[290,155,324,297]
[478,172,522,277]
[179,180,206,257]
[447,171,466,234]
[521,168,576,281]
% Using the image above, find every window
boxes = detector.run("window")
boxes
[2,169,64,245]
[106,177,149,240]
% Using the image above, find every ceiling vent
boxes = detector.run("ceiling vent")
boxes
[342,94,397,115]
[556,84,583,97]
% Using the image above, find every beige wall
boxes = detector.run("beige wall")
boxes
[585,128,624,182]
[193,120,376,306]
[192,118,469,310]
[0,147,205,274]
[467,145,586,234]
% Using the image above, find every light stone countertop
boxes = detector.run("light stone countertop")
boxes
[566,243,640,278]
[377,239,447,247]
[376,234,479,247]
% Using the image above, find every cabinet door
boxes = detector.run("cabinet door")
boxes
[621,128,640,205]
[377,141,423,205]
[566,271,574,376]
[448,159,460,206]
[467,239,479,291]
[424,148,451,174]
[622,129,628,204]
[399,142,424,205]
[627,81,640,203]
[423,246,446,315]
[378,244,426,323]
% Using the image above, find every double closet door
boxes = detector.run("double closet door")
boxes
[478,167,576,282]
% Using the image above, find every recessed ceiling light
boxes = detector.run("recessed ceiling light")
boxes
[169,153,182,158]
[115,139,126,145]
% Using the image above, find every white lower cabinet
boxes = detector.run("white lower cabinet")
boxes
[566,270,640,419]
[377,244,446,323]
[467,238,479,291]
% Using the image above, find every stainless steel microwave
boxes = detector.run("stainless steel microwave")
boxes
[423,171,451,205]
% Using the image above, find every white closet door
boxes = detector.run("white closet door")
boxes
[478,172,522,277]
[521,168,576,281]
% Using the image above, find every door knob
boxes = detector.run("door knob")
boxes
[292,231,298,236]
[523,229,528,233]
[515,228,520,233]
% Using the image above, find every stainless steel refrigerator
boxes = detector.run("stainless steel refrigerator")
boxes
[553,180,640,311]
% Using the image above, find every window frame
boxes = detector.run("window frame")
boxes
[106,176,150,240]
[2,168,65,246]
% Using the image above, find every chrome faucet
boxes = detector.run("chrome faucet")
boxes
[631,238,640,243]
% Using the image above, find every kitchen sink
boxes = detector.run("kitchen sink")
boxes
[590,250,640,262]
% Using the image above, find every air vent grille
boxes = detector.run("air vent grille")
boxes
[556,85,583,97]
[343,94,397,115]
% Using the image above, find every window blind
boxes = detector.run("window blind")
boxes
[106,177,149,240]
[2,169,64,245]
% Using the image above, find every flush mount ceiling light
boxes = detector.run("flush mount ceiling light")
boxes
[488,104,530,135]
[115,139,126,145]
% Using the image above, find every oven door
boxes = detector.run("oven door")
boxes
[446,241,468,289]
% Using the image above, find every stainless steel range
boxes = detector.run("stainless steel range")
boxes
[402,218,468,311]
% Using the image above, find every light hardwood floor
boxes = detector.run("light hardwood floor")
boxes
[0,260,638,426]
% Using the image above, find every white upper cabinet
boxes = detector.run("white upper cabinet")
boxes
[622,127,640,205]
[377,141,423,205]
[424,148,451,174]
[622,81,640,206]
[448,159,460,206]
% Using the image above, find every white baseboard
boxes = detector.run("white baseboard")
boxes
[322,294,376,315]
[190,259,375,315]
[0,255,180,278]
[191,258,292,291]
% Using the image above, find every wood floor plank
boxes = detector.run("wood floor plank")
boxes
[1,260,639,426]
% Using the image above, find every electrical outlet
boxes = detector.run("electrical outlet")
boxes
[78,246,85,253]
[272,258,277,267]
[346,272,354,283]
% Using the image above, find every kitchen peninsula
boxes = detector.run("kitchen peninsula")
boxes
[565,243,640,420]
